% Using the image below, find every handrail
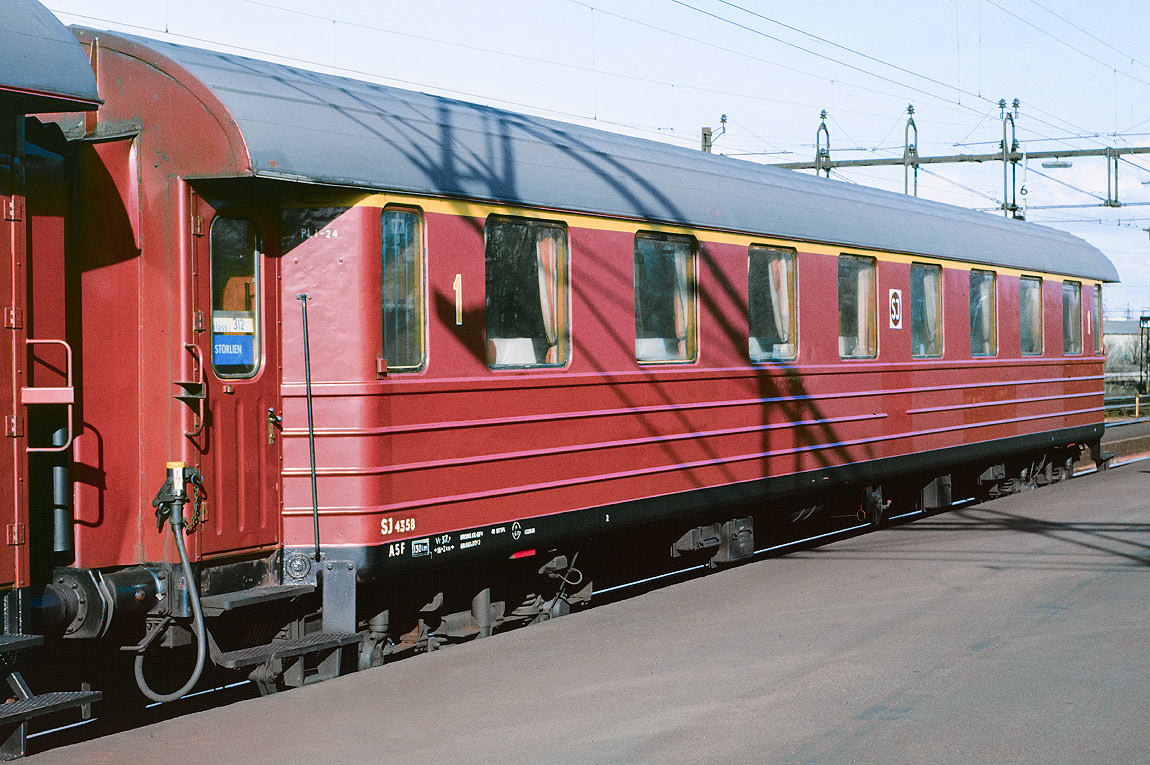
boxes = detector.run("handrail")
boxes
[23,338,75,454]
[177,343,206,438]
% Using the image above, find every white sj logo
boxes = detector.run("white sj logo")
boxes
[889,289,903,329]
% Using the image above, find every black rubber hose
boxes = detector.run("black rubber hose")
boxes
[133,521,207,703]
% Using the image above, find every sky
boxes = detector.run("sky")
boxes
[46,0,1150,315]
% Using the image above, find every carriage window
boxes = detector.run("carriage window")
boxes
[1063,280,1082,355]
[210,217,260,378]
[1020,276,1043,356]
[485,217,568,367]
[910,263,942,358]
[1093,284,1103,354]
[838,255,876,359]
[635,233,697,363]
[748,245,796,361]
[969,269,997,357]
[381,209,425,370]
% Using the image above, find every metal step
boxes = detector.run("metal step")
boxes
[0,690,101,727]
[0,636,42,657]
[212,632,359,670]
[200,584,316,617]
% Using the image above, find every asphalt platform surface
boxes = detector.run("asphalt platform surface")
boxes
[32,464,1150,764]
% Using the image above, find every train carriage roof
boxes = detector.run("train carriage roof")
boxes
[0,1,99,114]
[100,30,1116,282]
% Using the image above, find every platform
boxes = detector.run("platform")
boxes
[30,463,1150,763]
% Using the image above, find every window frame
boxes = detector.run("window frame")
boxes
[1062,280,1083,356]
[484,215,571,369]
[969,268,998,358]
[380,205,428,373]
[837,254,877,360]
[1093,284,1103,354]
[909,262,943,359]
[1019,275,1043,357]
[633,232,698,364]
[748,244,797,362]
[208,216,262,380]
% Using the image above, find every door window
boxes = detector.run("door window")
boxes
[382,208,426,370]
[210,217,261,378]
[1062,280,1082,355]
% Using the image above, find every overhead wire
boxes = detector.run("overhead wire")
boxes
[1117,155,1150,176]
[680,0,1111,146]
[234,0,916,129]
[1023,0,1150,72]
[240,0,993,133]
[918,166,1002,205]
[1025,166,1109,201]
[982,0,1150,89]
[47,7,712,149]
[564,0,991,125]
[60,0,1097,162]
[724,116,793,156]
[54,0,1144,218]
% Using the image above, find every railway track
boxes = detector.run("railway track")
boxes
[27,450,1147,757]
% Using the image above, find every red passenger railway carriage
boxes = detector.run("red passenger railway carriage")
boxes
[0,4,1117,732]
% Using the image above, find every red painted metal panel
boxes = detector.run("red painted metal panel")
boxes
[69,140,143,568]
[274,213,1106,554]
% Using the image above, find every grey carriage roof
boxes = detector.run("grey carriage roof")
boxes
[0,1,99,114]
[118,31,1116,282]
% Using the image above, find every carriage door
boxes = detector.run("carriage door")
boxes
[190,195,281,557]
[0,118,29,590]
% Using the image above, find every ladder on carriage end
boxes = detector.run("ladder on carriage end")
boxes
[0,635,101,760]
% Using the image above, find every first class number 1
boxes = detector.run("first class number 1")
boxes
[381,517,415,536]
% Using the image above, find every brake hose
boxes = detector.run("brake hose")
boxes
[136,467,207,703]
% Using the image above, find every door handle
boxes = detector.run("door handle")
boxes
[267,407,283,445]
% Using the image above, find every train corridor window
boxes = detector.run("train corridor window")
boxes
[910,263,942,358]
[635,233,697,363]
[381,209,426,370]
[969,269,997,357]
[1063,280,1082,355]
[1093,284,1103,353]
[485,217,569,367]
[1020,276,1043,355]
[748,245,796,361]
[838,255,876,359]
[210,217,260,378]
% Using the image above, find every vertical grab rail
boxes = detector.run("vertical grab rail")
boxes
[23,338,75,453]
[296,293,322,562]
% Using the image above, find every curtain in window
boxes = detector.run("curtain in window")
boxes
[672,249,689,357]
[856,263,874,353]
[922,268,939,351]
[536,233,558,363]
[767,254,790,344]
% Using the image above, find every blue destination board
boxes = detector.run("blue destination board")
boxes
[213,334,254,366]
